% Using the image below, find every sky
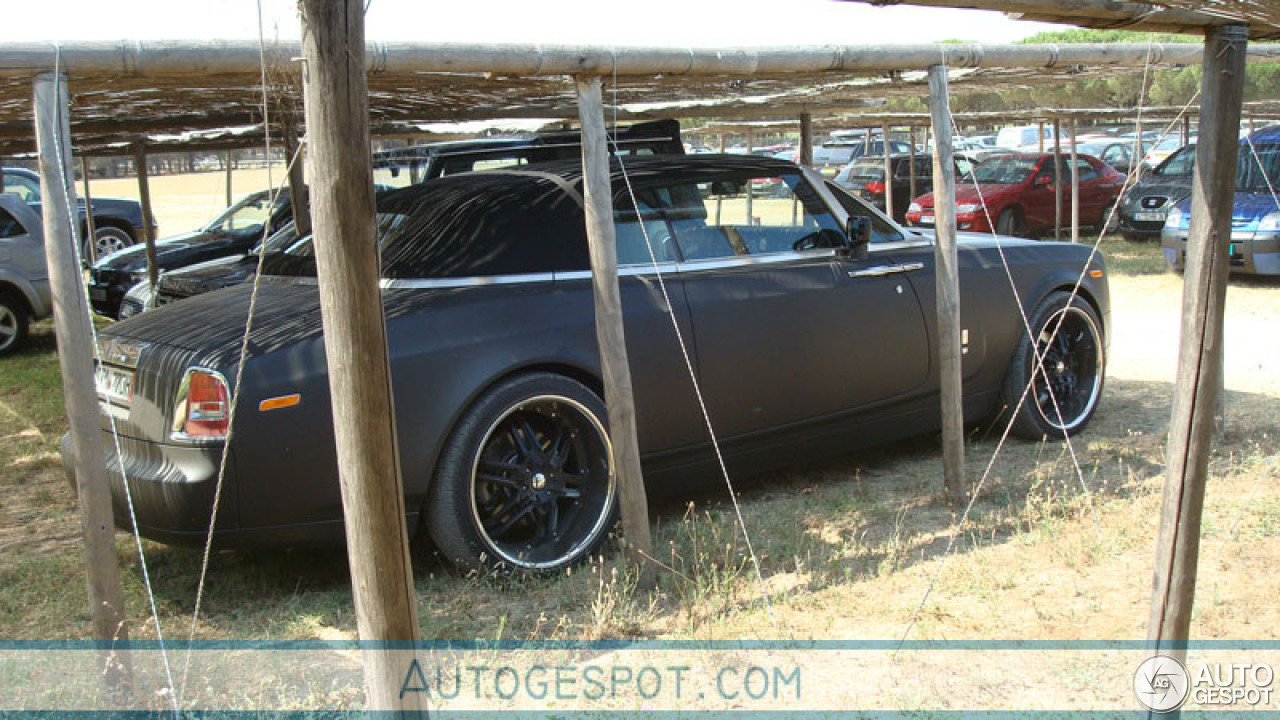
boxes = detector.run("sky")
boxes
[5,0,1065,45]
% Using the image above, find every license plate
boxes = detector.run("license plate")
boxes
[95,364,134,405]
[920,215,935,225]
[1133,211,1165,222]
[89,287,107,301]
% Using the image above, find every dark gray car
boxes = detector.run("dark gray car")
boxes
[1116,144,1195,241]
[0,195,50,355]
[70,155,1110,572]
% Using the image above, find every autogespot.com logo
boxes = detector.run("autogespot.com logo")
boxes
[1134,655,1191,713]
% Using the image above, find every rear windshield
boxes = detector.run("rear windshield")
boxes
[848,161,885,181]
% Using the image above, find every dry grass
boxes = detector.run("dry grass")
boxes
[1,231,1278,660]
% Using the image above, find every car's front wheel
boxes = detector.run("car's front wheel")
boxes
[83,225,135,264]
[996,207,1025,237]
[0,292,30,356]
[425,373,617,572]
[1001,291,1105,439]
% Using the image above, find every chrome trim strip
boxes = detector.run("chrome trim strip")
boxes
[382,273,555,289]
[677,250,836,273]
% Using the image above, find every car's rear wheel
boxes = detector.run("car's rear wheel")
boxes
[425,373,617,572]
[83,225,135,264]
[996,207,1025,237]
[0,292,30,356]
[1001,291,1105,439]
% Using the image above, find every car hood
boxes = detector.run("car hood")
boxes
[915,183,1017,209]
[1123,177,1191,202]
[160,254,259,293]
[1167,192,1280,231]
[92,229,251,273]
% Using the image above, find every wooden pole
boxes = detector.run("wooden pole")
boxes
[1053,117,1063,242]
[81,156,97,263]
[575,75,656,587]
[745,128,754,224]
[1147,23,1247,678]
[298,0,424,713]
[927,65,966,507]
[225,149,234,206]
[283,118,311,238]
[132,143,157,289]
[882,121,894,222]
[799,112,813,167]
[1181,115,1191,147]
[32,71,132,699]
[908,126,918,205]
[1037,120,1045,153]
[1069,117,1079,244]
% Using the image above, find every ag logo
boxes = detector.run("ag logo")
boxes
[1134,655,1191,713]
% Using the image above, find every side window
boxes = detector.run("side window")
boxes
[0,207,25,238]
[825,181,905,245]
[1101,145,1128,167]
[1076,159,1099,181]
[2,174,40,203]
[660,172,843,261]
[612,191,681,266]
[1158,148,1195,177]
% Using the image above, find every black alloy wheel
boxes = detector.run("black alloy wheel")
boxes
[1002,291,1105,439]
[426,373,616,572]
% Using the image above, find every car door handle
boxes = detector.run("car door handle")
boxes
[848,262,924,278]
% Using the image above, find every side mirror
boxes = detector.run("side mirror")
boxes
[844,216,871,260]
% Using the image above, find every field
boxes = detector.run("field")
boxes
[1,177,1278,708]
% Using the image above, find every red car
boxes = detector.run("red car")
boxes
[904,153,1125,236]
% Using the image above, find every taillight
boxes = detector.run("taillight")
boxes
[171,368,231,440]
[865,181,886,194]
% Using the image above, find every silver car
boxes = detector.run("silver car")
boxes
[0,194,51,355]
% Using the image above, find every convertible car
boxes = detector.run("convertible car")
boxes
[67,155,1109,572]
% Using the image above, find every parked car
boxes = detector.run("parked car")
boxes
[1074,140,1139,176]
[4,166,153,261]
[1142,135,1194,168]
[833,154,966,224]
[0,195,50,355]
[905,153,1126,237]
[1116,144,1195,241]
[71,154,1109,571]
[995,124,1057,151]
[1162,127,1280,275]
[808,139,914,178]
[373,118,683,187]
[87,188,296,318]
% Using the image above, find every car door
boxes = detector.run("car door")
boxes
[663,167,929,439]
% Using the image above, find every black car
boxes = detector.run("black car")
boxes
[1116,144,1195,241]
[3,166,153,260]
[72,155,1109,572]
[87,189,294,318]
[833,154,965,224]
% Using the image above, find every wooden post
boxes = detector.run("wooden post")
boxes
[1147,24,1248,678]
[927,65,966,507]
[718,133,726,153]
[1069,117,1079,244]
[1037,120,1045,153]
[81,156,97,263]
[799,112,813,167]
[284,118,311,238]
[224,149,234,207]
[1181,115,1191,148]
[745,128,754,224]
[908,126,918,207]
[882,121,894,222]
[1053,117,1063,242]
[575,75,656,586]
[132,143,157,289]
[32,71,132,699]
[298,0,424,713]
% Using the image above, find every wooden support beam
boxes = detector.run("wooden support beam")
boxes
[1181,115,1191,147]
[81,156,97,263]
[882,121,894,223]
[927,65,966,507]
[1147,23,1248,675]
[1037,120,1045,154]
[908,126,917,205]
[575,75,656,587]
[32,71,132,700]
[132,143,157,289]
[298,0,424,712]
[1069,117,1079,244]
[1053,117,1062,242]
[283,119,311,238]
[799,112,813,167]
[225,149,234,207]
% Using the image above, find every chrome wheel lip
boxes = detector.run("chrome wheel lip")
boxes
[1032,305,1104,432]
[468,393,615,570]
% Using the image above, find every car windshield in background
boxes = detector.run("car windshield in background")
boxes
[1155,146,1196,177]
[971,156,1037,185]
[202,193,278,235]
[1237,144,1280,193]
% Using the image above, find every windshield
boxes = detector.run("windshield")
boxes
[848,161,885,181]
[970,156,1037,185]
[1238,144,1280,193]
[203,192,282,235]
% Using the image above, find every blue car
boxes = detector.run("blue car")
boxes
[1161,125,1280,275]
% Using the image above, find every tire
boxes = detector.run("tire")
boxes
[1101,202,1120,235]
[1000,291,1105,440]
[83,224,135,264]
[995,207,1025,237]
[0,292,31,356]
[424,372,617,572]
